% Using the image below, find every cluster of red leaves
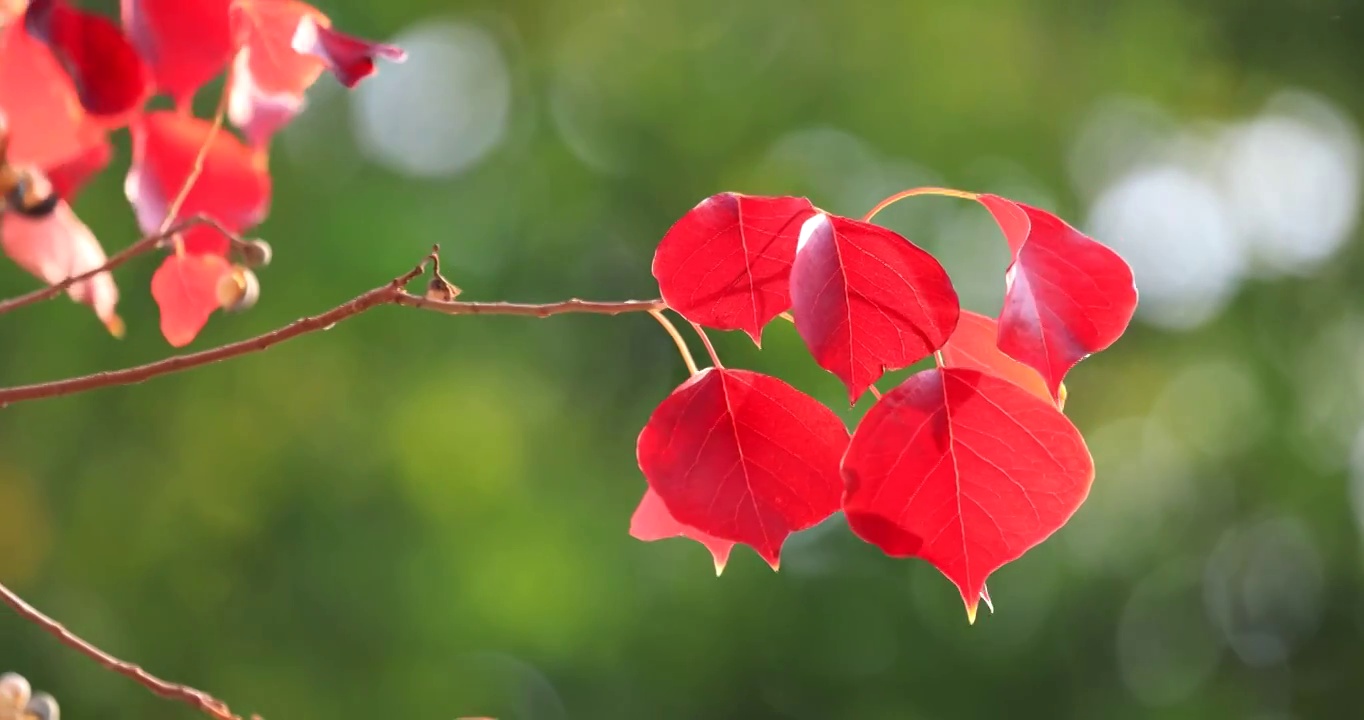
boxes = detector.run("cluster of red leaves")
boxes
[632,190,1137,622]
[0,0,403,344]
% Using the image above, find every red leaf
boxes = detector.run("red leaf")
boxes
[0,22,105,169]
[45,136,112,202]
[150,252,232,346]
[291,15,406,89]
[939,310,1054,407]
[789,212,960,404]
[226,0,328,145]
[976,195,1137,399]
[841,367,1094,623]
[225,1,404,145]
[1,200,121,335]
[121,0,234,107]
[126,112,271,255]
[629,488,734,576]
[636,367,849,568]
[652,193,816,344]
[24,0,151,119]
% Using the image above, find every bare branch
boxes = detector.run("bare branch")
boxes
[392,293,667,318]
[0,581,245,720]
[0,250,665,408]
[0,215,248,318]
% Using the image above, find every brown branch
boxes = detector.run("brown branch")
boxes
[0,581,245,720]
[0,250,665,409]
[0,215,248,318]
[391,293,667,317]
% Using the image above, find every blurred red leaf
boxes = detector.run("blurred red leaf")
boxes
[121,0,234,107]
[126,111,270,255]
[45,136,112,202]
[226,0,327,145]
[1,200,121,335]
[939,310,1054,406]
[636,367,848,569]
[976,195,1137,399]
[0,22,106,169]
[150,252,232,346]
[24,0,151,120]
[789,212,960,404]
[225,1,403,145]
[629,488,734,576]
[841,367,1093,622]
[652,193,815,345]
[290,15,405,88]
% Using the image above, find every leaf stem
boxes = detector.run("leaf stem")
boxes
[868,385,882,400]
[862,186,980,223]
[648,309,699,376]
[689,322,723,369]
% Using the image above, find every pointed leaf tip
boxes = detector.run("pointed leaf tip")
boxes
[842,368,1094,618]
[652,193,816,344]
[790,212,960,404]
[637,368,848,567]
[966,600,978,625]
[1,201,120,329]
[292,15,407,89]
[629,488,734,574]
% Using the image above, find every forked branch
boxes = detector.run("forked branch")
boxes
[0,215,251,318]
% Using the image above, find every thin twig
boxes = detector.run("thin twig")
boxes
[159,68,234,237]
[0,215,246,317]
[0,254,666,407]
[392,294,667,317]
[0,257,429,407]
[0,582,242,720]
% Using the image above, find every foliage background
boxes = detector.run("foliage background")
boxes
[3,0,1363,718]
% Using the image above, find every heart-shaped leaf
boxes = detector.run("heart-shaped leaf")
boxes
[841,367,1093,622]
[790,212,960,404]
[636,367,849,568]
[150,252,233,346]
[652,193,815,345]
[976,194,1137,399]
[629,488,734,576]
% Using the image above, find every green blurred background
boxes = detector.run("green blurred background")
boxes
[4,0,1364,717]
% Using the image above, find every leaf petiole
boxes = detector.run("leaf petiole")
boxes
[648,309,700,376]
[862,186,980,223]
[690,322,724,369]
